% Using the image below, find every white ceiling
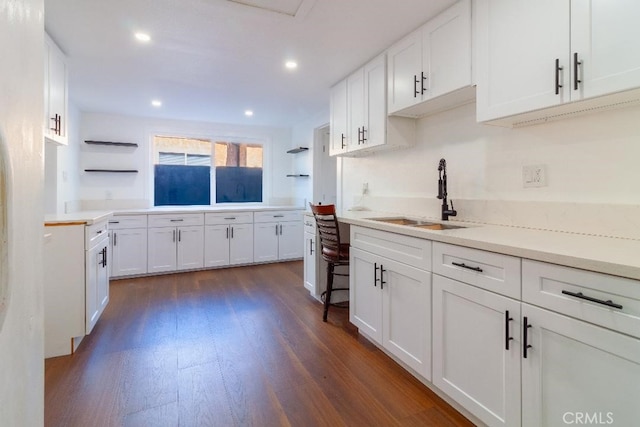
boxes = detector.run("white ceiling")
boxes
[44,0,457,128]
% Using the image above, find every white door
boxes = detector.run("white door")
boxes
[278,221,303,260]
[329,79,348,155]
[177,225,204,270]
[349,247,382,343]
[387,29,422,113]
[347,68,365,153]
[423,0,472,100]
[253,222,279,263]
[363,54,386,150]
[571,0,640,100]
[381,257,432,380]
[433,275,521,427]
[303,231,316,293]
[229,223,254,265]
[111,228,148,277]
[86,242,108,334]
[476,0,570,122]
[522,303,640,427]
[204,224,230,267]
[147,227,177,273]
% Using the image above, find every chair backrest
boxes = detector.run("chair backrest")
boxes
[309,203,342,262]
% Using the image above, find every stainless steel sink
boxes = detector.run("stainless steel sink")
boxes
[368,217,465,230]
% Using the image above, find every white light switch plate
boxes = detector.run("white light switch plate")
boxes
[523,164,547,188]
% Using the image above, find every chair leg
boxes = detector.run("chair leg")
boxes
[323,262,334,322]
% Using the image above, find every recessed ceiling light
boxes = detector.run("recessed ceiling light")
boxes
[244,110,254,117]
[285,61,298,70]
[135,32,151,42]
[151,100,162,107]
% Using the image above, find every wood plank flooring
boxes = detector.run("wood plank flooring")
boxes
[45,261,474,427]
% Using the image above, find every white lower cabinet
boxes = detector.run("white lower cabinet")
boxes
[204,223,253,267]
[303,223,317,294]
[253,211,303,263]
[432,274,521,427]
[109,215,148,278]
[350,241,431,380]
[86,234,109,334]
[147,214,204,273]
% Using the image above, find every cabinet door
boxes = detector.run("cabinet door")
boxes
[147,227,177,273]
[423,0,472,100]
[522,303,640,427]
[329,79,348,155]
[363,54,387,150]
[229,223,254,265]
[348,68,365,152]
[85,243,106,334]
[387,29,422,113]
[253,222,279,263]
[278,221,303,260]
[97,242,110,321]
[303,231,316,293]
[177,225,204,270]
[349,247,382,343]
[433,275,521,427]
[476,0,570,122]
[204,225,230,267]
[111,228,148,277]
[381,257,432,380]
[571,0,640,100]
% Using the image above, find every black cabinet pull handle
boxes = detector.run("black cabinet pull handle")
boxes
[178,230,181,242]
[561,290,623,309]
[173,229,176,242]
[226,227,229,239]
[361,127,367,144]
[104,247,107,267]
[523,316,532,359]
[505,310,514,350]
[555,58,563,95]
[113,232,117,246]
[309,239,314,255]
[374,262,379,287]
[421,71,427,95]
[279,224,283,235]
[224,217,236,220]
[170,219,184,222]
[573,52,582,90]
[380,265,386,290]
[109,221,120,224]
[231,227,234,239]
[414,75,419,97]
[275,225,278,235]
[451,261,483,272]
[341,133,346,149]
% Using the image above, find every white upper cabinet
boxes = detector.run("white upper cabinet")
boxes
[477,0,640,126]
[330,54,415,157]
[387,0,474,117]
[44,34,68,145]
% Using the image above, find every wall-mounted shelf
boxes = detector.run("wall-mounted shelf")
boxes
[286,174,309,178]
[85,140,138,147]
[286,147,308,154]
[84,169,138,173]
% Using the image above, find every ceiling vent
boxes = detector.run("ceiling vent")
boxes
[227,0,315,18]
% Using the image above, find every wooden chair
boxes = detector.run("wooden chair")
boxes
[309,203,349,322]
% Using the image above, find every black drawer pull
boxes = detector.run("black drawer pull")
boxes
[505,310,514,351]
[523,316,532,359]
[109,221,120,224]
[561,290,623,310]
[224,217,236,220]
[451,261,483,272]
[170,219,184,222]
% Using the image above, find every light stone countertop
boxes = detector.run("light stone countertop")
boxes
[334,209,640,281]
[45,211,113,226]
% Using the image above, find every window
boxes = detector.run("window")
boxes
[153,136,264,206]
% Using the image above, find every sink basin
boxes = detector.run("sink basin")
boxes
[368,217,465,230]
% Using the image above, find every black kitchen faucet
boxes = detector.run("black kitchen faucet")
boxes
[437,158,457,221]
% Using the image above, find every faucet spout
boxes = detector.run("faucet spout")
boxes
[437,158,457,221]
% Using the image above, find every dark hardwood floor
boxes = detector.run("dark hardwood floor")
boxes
[45,261,474,427]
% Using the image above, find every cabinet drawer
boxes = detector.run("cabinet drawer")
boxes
[205,212,253,225]
[303,215,316,233]
[85,220,109,248]
[254,210,302,223]
[109,215,147,229]
[350,226,431,270]
[148,213,204,228]
[523,259,640,339]
[432,242,521,299]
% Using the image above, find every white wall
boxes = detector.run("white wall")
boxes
[77,112,296,208]
[0,0,45,425]
[341,102,640,235]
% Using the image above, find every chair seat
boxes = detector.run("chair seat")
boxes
[322,243,350,263]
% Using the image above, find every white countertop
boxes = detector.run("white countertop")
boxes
[45,205,303,225]
[336,210,640,281]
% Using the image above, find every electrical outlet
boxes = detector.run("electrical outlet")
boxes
[523,164,547,188]
[362,182,369,195]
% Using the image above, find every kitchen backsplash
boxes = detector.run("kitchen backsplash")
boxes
[351,196,640,241]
